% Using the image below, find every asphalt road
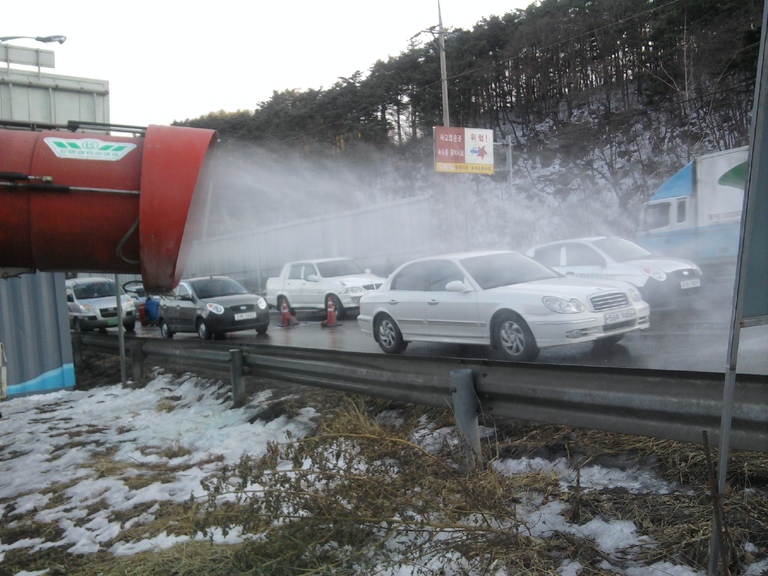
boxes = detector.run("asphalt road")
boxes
[135,272,768,375]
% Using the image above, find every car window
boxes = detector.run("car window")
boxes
[532,245,562,267]
[72,280,118,300]
[563,244,606,266]
[391,262,430,291]
[191,278,248,299]
[176,284,192,299]
[288,265,306,280]
[640,202,671,231]
[428,260,464,291]
[316,259,364,277]
[460,253,558,289]
[591,237,652,262]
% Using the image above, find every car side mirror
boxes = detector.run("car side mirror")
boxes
[445,280,471,292]
[66,293,74,303]
[306,274,319,282]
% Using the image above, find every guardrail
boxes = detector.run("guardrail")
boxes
[72,334,768,454]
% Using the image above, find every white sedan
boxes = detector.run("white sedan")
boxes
[357,250,650,361]
[526,236,702,307]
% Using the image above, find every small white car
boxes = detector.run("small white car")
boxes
[66,277,136,332]
[357,250,650,361]
[526,236,702,307]
[266,258,385,319]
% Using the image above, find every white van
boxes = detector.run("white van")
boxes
[65,277,136,332]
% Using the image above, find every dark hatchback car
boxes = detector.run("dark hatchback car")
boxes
[158,276,270,339]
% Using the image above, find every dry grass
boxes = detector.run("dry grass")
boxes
[1,385,766,575]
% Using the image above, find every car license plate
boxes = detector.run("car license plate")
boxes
[680,279,701,289]
[605,309,636,324]
[107,318,118,326]
[234,311,257,321]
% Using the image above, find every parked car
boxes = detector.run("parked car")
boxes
[158,276,269,339]
[357,250,649,361]
[526,236,702,306]
[66,277,136,332]
[265,258,385,319]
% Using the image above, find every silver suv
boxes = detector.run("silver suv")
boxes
[65,277,136,332]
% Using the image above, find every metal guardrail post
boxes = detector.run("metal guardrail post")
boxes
[71,334,83,369]
[451,368,482,468]
[230,349,245,409]
[129,339,143,382]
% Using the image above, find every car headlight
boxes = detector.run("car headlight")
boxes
[257,297,268,310]
[206,303,225,315]
[79,304,93,313]
[627,287,642,302]
[340,286,365,295]
[543,296,586,314]
[641,267,667,281]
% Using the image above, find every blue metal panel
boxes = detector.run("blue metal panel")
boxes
[0,272,75,398]
[653,162,694,200]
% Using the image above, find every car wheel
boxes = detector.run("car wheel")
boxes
[375,314,408,354]
[256,326,268,335]
[99,327,108,334]
[124,321,136,332]
[329,294,345,320]
[276,296,294,316]
[197,319,212,340]
[73,318,83,333]
[494,312,539,362]
[159,319,174,339]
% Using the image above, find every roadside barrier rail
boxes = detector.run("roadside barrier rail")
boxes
[72,333,768,454]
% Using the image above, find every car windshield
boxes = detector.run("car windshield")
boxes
[72,280,119,300]
[316,259,364,277]
[190,278,248,299]
[460,252,559,289]
[592,237,653,262]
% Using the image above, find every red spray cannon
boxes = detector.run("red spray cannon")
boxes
[0,123,217,291]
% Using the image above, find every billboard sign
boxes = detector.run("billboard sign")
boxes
[434,127,494,174]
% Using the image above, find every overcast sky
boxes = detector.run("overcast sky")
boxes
[3,0,533,127]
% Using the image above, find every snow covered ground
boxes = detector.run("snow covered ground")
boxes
[0,368,765,575]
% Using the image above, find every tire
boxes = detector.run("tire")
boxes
[374,314,408,354]
[73,318,83,333]
[159,319,174,339]
[276,296,294,317]
[329,294,345,320]
[494,312,540,362]
[197,319,212,340]
[124,321,136,333]
[256,326,268,335]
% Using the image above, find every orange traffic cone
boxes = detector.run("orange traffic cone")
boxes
[281,300,295,328]
[321,295,341,328]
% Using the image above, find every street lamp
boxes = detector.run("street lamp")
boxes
[0,35,66,44]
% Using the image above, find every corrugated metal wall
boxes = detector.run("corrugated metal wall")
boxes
[184,195,437,294]
[0,273,74,397]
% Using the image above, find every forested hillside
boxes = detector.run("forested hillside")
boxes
[180,0,761,249]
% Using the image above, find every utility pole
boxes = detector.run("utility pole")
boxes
[438,0,449,127]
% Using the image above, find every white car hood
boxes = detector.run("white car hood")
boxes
[335,274,385,287]
[623,257,698,272]
[487,277,634,299]
[77,295,134,309]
